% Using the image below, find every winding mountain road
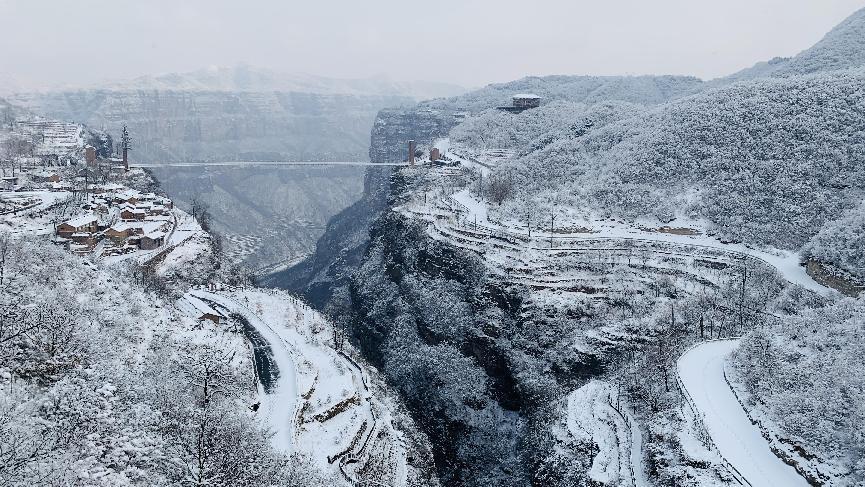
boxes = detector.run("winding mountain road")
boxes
[677,340,809,487]
[190,289,299,452]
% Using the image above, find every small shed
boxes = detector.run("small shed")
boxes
[185,295,225,325]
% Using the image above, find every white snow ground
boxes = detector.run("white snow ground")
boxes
[677,340,810,487]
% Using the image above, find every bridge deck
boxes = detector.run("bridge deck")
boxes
[134,161,411,168]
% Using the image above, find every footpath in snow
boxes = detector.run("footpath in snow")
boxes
[677,340,809,487]
[566,380,650,487]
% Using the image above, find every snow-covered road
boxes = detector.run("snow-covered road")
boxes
[678,340,809,487]
[190,290,299,452]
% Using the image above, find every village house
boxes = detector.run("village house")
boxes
[513,93,542,109]
[105,220,170,245]
[57,214,98,239]
[104,222,136,243]
[111,190,141,206]
[498,93,542,113]
[148,204,168,216]
[90,183,125,195]
[83,197,111,214]
[140,231,166,250]
[120,206,146,221]
[70,231,97,247]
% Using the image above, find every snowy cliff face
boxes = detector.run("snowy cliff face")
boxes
[346,205,619,485]
[9,90,414,163]
[262,107,456,306]
[148,164,365,271]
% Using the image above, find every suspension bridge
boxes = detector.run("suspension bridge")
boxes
[133,161,411,168]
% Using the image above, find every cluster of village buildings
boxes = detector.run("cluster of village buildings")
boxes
[1,118,181,257]
[54,184,174,256]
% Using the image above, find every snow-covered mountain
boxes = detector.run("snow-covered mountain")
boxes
[727,7,865,80]
[276,7,865,486]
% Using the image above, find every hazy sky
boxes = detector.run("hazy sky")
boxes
[1,0,863,90]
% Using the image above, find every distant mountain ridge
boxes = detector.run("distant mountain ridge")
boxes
[98,65,466,101]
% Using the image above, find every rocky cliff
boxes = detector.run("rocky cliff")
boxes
[148,164,365,271]
[10,90,415,163]
[261,107,456,306]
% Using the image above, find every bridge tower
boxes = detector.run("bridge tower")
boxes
[120,124,132,172]
[408,140,416,165]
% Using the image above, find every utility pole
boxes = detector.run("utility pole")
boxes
[549,212,556,248]
[738,262,747,334]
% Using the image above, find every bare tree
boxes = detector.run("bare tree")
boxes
[1,136,34,175]
[49,196,75,234]
[487,172,515,205]
[190,197,212,232]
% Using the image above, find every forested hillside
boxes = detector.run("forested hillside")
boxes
[732,297,865,483]
[422,75,705,113]
[0,237,330,486]
[481,70,865,250]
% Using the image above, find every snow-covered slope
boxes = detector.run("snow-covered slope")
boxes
[421,74,705,113]
[727,7,865,79]
[191,288,438,486]
[564,381,649,487]
[466,71,865,252]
